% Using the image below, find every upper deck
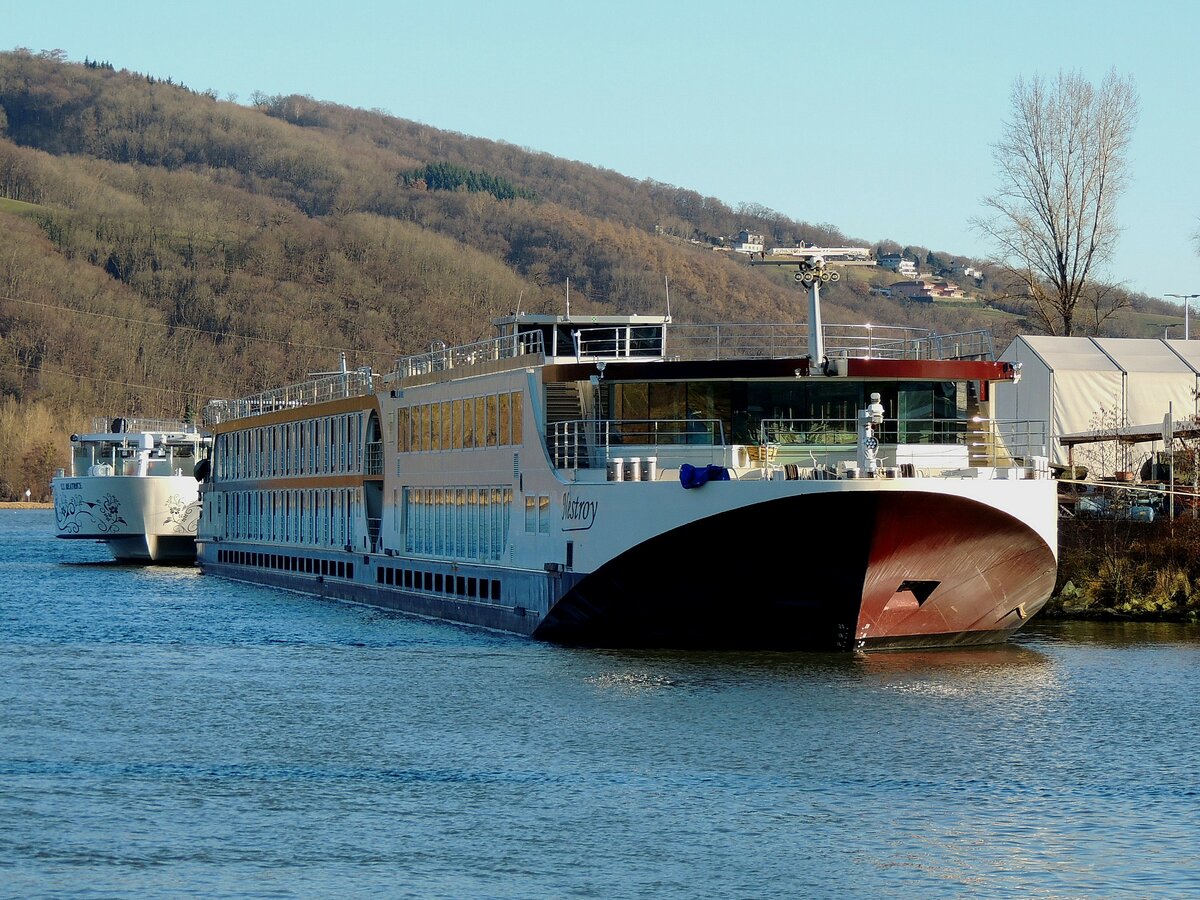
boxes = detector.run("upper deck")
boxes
[388,315,996,387]
[66,418,209,478]
[203,315,1001,426]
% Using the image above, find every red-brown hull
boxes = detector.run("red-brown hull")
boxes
[856,492,1057,648]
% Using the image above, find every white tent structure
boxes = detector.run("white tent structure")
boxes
[995,336,1200,468]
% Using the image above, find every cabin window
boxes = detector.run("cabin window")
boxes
[462,397,476,448]
[486,395,499,447]
[452,399,464,449]
[490,488,504,557]
[474,397,486,448]
[467,488,479,558]
[499,393,511,446]
[428,404,440,452]
[455,489,467,557]
[440,401,452,451]
[510,391,523,445]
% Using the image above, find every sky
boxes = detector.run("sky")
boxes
[5,0,1200,308]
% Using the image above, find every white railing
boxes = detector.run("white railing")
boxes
[203,369,376,425]
[545,416,1046,473]
[392,331,545,381]
[757,417,1046,467]
[548,418,726,469]
[89,417,203,434]
[389,323,995,382]
[664,324,993,361]
[571,326,666,359]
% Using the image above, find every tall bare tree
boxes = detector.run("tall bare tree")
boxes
[977,70,1138,336]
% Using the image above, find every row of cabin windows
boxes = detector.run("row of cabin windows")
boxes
[398,392,523,453]
[376,566,503,604]
[208,488,360,548]
[403,486,511,561]
[217,413,364,480]
[217,549,354,580]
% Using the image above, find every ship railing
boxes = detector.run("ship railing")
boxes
[663,324,995,361]
[548,418,728,471]
[756,417,1047,469]
[391,331,545,385]
[928,330,996,361]
[364,441,383,476]
[571,326,667,359]
[203,369,377,426]
[88,416,204,435]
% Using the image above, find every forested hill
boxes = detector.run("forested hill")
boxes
[0,50,1171,497]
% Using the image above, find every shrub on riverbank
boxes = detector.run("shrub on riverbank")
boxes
[1050,518,1200,621]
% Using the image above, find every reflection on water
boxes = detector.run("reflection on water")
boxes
[1025,618,1200,647]
[4,509,1200,899]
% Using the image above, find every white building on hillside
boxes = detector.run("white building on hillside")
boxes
[732,230,764,255]
[878,253,917,277]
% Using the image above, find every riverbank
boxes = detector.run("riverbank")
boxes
[0,501,52,509]
[1048,517,1200,622]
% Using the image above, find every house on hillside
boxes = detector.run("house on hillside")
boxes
[732,230,764,255]
[948,261,985,282]
[888,279,965,302]
[878,253,917,277]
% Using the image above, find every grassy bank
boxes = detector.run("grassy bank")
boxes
[1048,517,1200,622]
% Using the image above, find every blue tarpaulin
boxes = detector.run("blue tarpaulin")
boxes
[679,463,730,489]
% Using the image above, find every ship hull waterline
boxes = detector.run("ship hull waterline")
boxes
[198,489,1055,651]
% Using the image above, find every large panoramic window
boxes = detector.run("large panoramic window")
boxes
[605,379,970,447]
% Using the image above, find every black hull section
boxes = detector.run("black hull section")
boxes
[535,493,876,650]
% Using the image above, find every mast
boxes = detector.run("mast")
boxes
[808,280,824,364]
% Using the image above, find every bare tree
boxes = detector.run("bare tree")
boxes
[977,70,1138,335]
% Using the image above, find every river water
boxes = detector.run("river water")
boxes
[2,509,1198,898]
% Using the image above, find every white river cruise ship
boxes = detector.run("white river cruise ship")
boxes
[195,309,1057,651]
[52,418,210,562]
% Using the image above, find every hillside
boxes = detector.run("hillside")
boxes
[0,50,1179,498]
